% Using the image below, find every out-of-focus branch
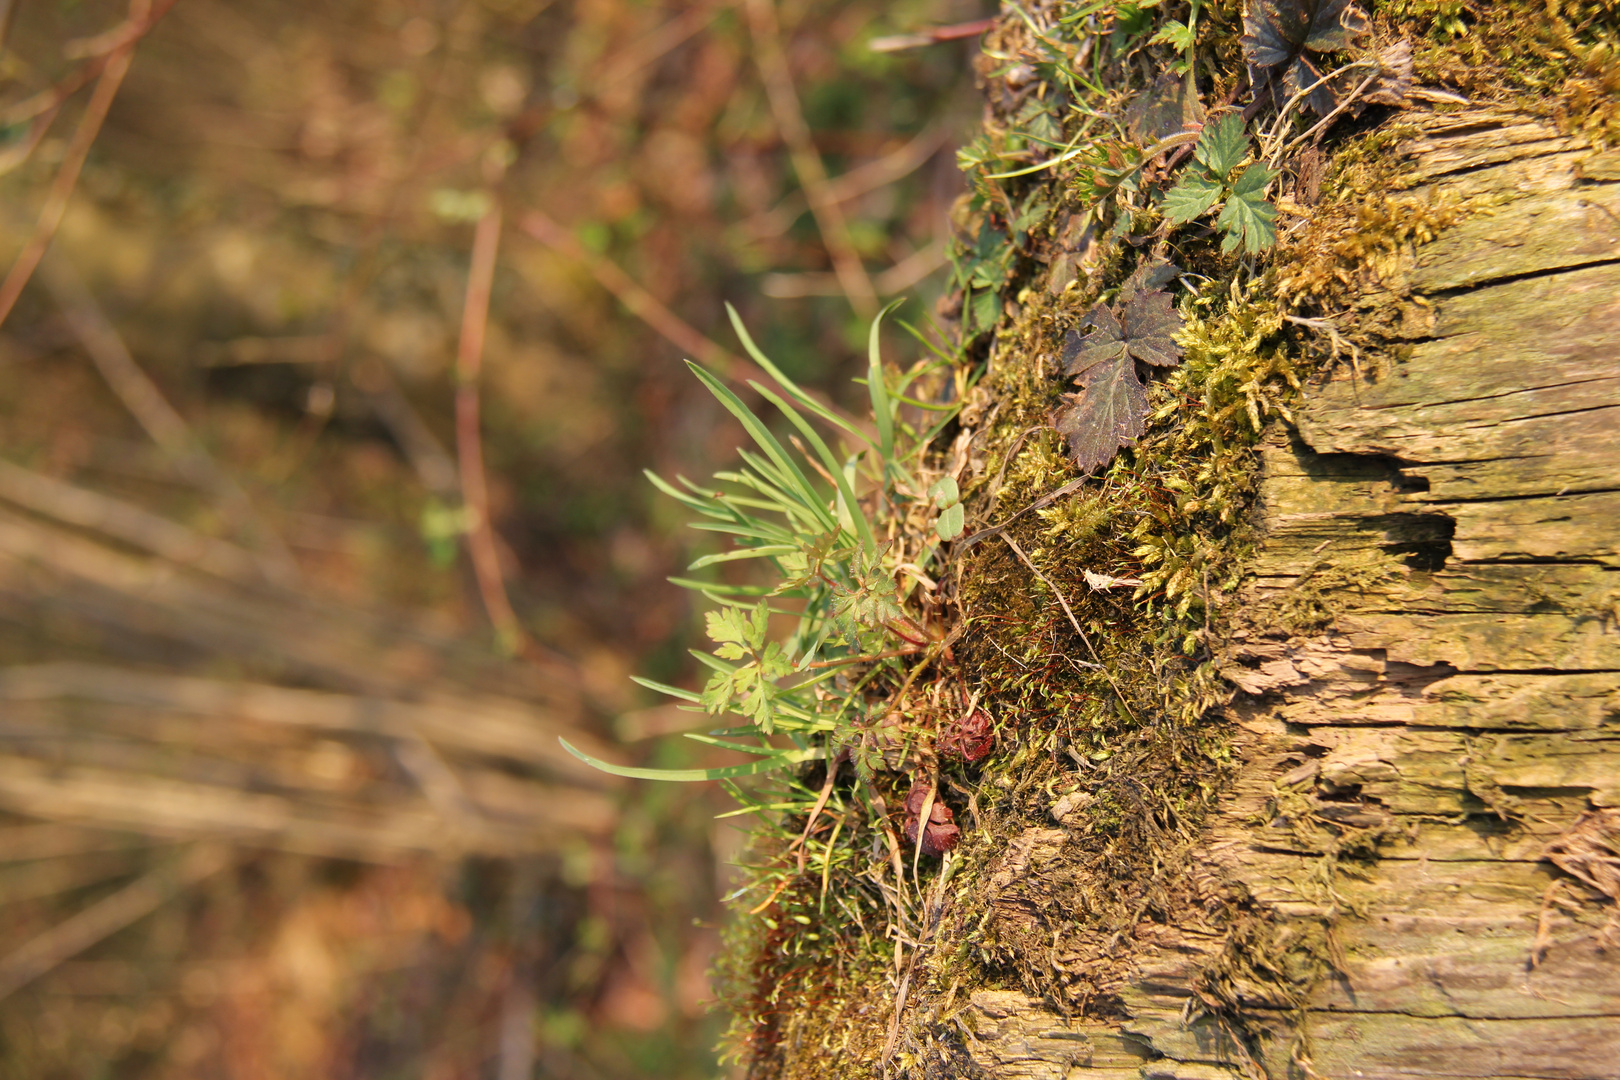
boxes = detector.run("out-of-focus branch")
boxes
[60,0,179,59]
[518,210,869,434]
[0,0,152,331]
[0,103,64,179]
[745,0,878,318]
[0,843,234,1004]
[763,237,948,299]
[455,197,527,656]
[868,17,997,53]
[38,252,302,586]
[742,122,953,241]
[518,209,750,377]
[0,458,265,583]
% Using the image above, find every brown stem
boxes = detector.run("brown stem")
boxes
[455,199,527,655]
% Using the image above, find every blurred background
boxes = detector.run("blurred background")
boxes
[0,0,984,1076]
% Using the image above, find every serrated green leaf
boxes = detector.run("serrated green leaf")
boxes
[1193,113,1249,178]
[937,502,965,540]
[1161,169,1223,224]
[705,607,750,646]
[969,289,1000,333]
[1148,19,1193,51]
[1216,162,1278,253]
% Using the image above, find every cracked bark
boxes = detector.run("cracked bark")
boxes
[952,111,1620,1079]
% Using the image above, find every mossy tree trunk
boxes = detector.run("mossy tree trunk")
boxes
[945,113,1620,1079]
[742,71,1620,1080]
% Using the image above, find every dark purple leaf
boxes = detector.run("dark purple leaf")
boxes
[1062,306,1129,378]
[1120,290,1184,368]
[1053,266,1185,474]
[1119,258,1182,303]
[903,779,961,856]
[1242,1,1370,115]
[1053,348,1149,476]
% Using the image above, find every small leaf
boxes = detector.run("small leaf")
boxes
[1161,168,1223,224]
[1242,0,1360,71]
[1216,162,1279,253]
[706,607,750,647]
[1242,1,1369,115]
[969,289,1000,333]
[1194,113,1250,178]
[1148,18,1193,52]
[937,502,965,541]
[929,476,960,508]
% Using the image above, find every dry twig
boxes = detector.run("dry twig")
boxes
[0,0,174,329]
[455,196,527,655]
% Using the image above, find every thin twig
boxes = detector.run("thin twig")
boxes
[745,0,877,317]
[455,196,527,656]
[0,0,152,331]
[1279,69,1382,159]
[868,17,996,53]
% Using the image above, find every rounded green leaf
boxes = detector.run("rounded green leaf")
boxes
[937,502,965,541]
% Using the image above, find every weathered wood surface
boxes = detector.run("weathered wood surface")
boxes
[958,111,1620,1078]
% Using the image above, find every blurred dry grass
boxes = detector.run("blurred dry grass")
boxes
[0,0,980,1075]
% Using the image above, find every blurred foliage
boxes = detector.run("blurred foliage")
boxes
[0,0,985,1076]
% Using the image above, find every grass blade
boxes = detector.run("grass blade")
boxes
[687,361,838,534]
[726,303,869,444]
[559,738,824,781]
[867,300,904,465]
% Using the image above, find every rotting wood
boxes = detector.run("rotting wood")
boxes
[943,111,1620,1078]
